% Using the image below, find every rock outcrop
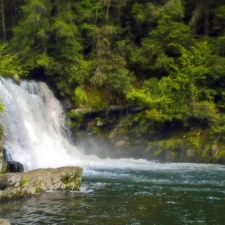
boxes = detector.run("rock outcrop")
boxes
[0,166,82,200]
[0,149,24,174]
[0,143,7,174]
[6,161,24,173]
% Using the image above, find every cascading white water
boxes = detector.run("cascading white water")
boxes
[0,77,159,172]
[0,77,86,171]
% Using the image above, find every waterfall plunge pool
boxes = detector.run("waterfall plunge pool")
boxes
[0,78,224,224]
[1,161,225,225]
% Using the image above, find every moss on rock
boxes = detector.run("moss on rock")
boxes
[19,177,28,190]
[0,128,7,174]
[0,167,83,200]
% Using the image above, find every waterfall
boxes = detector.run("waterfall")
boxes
[0,77,85,171]
[0,77,156,173]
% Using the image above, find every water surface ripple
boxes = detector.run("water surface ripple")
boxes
[1,162,225,225]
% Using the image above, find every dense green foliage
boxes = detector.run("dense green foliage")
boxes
[1,0,225,138]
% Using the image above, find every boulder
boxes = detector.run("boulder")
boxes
[13,74,20,85]
[7,161,24,173]
[0,147,7,174]
[0,166,82,200]
[1,148,24,173]
[0,219,10,225]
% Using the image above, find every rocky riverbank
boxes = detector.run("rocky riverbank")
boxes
[0,167,82,200]
[70,108,225,164]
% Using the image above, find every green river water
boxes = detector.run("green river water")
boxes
[1,160,225,225]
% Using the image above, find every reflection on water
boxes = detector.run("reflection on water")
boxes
[1,162,225,225]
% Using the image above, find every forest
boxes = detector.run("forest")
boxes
[1,0,225,150]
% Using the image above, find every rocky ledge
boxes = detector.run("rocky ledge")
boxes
[0,219,10,225]
[0,166,82,200]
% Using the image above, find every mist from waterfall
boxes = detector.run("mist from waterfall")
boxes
[0,77,157,172]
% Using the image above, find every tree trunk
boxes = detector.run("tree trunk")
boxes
[204,5,209,36]
[106,0,111,52]
[1,0,6,40]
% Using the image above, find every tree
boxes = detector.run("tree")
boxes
[129,1,193,80]
[126,41,217,127]
[0,43,25,76]
[188,0,224,36]
[47,0,89,96]
[11,0,51,67]
[0,0,6,40]
[11,0,89,96]
[74,0,134,105]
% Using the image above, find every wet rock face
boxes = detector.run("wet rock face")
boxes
[7,161,24,173]
[0,147,7,174]
[0,148,24,174]
[0,166,83,200]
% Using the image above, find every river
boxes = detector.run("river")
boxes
[1,161,225,225]
[0,78,225,224]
